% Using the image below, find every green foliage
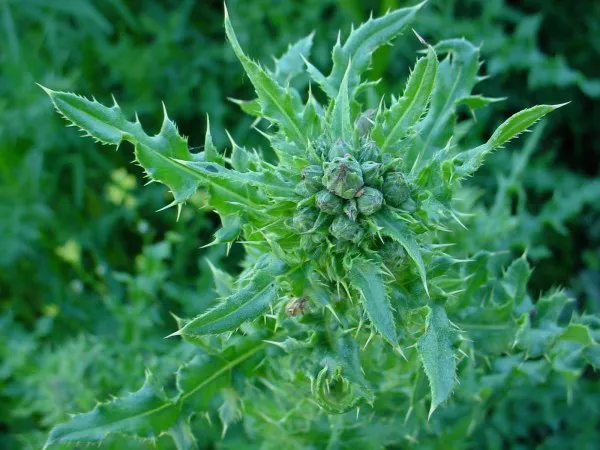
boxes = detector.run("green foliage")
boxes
[35,3,600,449]
[3,1,600,449]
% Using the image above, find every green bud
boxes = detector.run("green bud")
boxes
[322,156,364,200]
[316,190,344,215]
[328,138,351,160]
[382,170,410,207]
[292,206,319,233]
[358,140,380,162]
[330,216,364,242]
[356,187,383,216]
[381,240,407,271]
[344,199,358,221]
[301,165,324,192]
[360,161,382,186]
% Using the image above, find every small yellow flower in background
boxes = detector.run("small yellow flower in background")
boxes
[106,168,137,208]
[55,239,81,266]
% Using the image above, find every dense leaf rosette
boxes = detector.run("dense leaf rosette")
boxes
[41,4,594,448]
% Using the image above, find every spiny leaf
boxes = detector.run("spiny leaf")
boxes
[44,371,179,448]
[168,417,199,450]
[452,104,566,179]
[417,304,457,418]
[330,61,353,143]
[203,115,221,164]
[41,86,198,204]
[218,388,243,437]
[175,258,286,336]
[373,210,429,296]
[350,259,397,345]
[224,5,307,149]
[170,159,296,198]
[272,32,314,85]
[456,95,505,110]
[373,45,438,152]
[324,2,424,97]
[177,339,266,402]
[416,39,481,152]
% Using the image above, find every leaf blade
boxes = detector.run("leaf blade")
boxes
[373,210,429,296]
[224,6,307,149]
[374,45,438,152]
[350,259,397,345]
[325,3,423,96]
[177,259,285,336]
[45,372,179,448]
[42,87,198,204]
[417,305,457,418]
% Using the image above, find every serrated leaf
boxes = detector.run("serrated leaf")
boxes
[169,417,198,450]
[417,304,457,417]
[324,3,423,97]
[373,45,438,153]
[229,98,262,117]
[559,323,594,346]
[207,260,235,298]
[176,259,285,336]
[330,61,353,143]
[170,159,296,198]
[500,255,533,309]
[203,116,221,164]
[416,39,481,152]
[456,95,505,110]
[45,371,179,448]
[373,210,428,296]
[177,339,266,403]
[218,388,242,437]
[350,259,397,345]
[273,32,314,85]
[42,87,197,204]
[453,104,566,178]
[214,214,243,244]
[224,6,307,148]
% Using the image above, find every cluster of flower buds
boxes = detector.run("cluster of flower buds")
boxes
[292,133,413,245]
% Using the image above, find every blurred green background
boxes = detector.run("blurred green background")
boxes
[1,0,599,448]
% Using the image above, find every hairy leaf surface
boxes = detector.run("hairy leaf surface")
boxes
[350,259,397,345]
[417,305,457,417]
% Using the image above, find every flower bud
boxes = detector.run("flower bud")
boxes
[316,190,344,215]
[330,216,364,242]
[322,156,364,200]
[292,206,319,233]
[358,140,380,162]
[328,139,352,160]
[356,187,383,215]
[301,165,324,192]
[382,170,410,207]
[360,161,382,186]
[344,199,358,221]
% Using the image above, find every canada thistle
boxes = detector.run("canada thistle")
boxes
[42,2,567,434]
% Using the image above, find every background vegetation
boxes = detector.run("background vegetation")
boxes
[1,0,598,448]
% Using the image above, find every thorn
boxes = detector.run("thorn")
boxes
[412,29,429,46]
[36,82,53,96]
[165,329,182,339]
[156,199,178,212]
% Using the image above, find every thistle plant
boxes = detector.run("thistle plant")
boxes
[41,3,599,448]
